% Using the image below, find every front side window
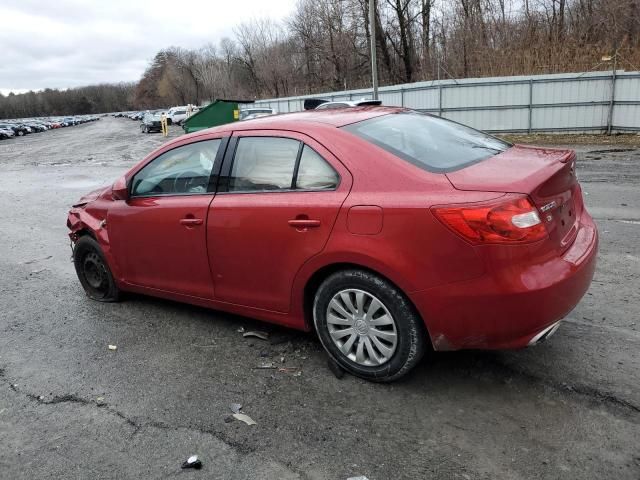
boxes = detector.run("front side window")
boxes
[131,139,220,196]
[229,137,300,191]
[343,112,511,172]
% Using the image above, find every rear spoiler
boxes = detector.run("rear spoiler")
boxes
[304,99,329,110]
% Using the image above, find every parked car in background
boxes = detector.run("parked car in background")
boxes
[0,123,29,136]
[140,111,163,133]
[239,107,277,121]
[313,99,382,110]
[0,126,15,139]
[67,107,597,382]
[166,106,187,125]
[0,115,98,137]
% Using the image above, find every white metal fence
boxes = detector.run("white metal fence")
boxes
[251,70,640,134]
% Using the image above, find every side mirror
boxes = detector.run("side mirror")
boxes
[112,176,129,201]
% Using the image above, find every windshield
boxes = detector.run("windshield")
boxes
[343,112,511,172]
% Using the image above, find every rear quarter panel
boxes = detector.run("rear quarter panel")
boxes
[289,128,502,328]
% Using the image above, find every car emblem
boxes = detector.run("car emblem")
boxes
[540,200,557,212]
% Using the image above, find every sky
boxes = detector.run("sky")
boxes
[0,0,296,95]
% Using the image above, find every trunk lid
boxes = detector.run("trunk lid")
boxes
[446,144,581,251]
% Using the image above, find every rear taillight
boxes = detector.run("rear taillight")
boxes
[432,194,547,244]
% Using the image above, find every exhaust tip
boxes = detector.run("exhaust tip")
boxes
[528,321,561,346]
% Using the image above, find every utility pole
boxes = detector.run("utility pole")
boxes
[606,46,618,136]
[369,0,379,100]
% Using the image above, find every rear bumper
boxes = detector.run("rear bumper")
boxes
[410,214,598,351]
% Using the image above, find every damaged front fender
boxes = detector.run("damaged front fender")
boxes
[67,195,122,284]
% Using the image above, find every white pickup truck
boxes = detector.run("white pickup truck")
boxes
[166,106,198,125]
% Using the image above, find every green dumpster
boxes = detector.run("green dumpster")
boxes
[182,99,253,134]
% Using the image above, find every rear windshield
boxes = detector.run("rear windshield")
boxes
[342,112,510,172]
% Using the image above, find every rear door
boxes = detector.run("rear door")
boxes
[207,130,352,313]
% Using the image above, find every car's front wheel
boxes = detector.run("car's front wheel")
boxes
[313,269,427,382]
[73,236,120,302]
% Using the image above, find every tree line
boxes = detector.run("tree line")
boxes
[2,0,638,118]
[0,83,136,119]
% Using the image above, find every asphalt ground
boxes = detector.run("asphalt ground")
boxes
[0,117,638,479]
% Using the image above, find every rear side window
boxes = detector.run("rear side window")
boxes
[343,112,510,172]
[296,146,339,190]
[228,137,340,192]
[229,137,300,191]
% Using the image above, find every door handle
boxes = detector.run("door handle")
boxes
[288,219,321,228]
[180,218,203,226]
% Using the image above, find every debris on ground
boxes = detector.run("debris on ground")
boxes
[108,345,117,351]
[256,362,276,369]
[229,403,242,414]
[181,455,202,470]
[29,268,48,275]
[232,413,257,425]
[277,367,302,376]
[237,327,245,333]
[328,358,345,379]
[243,331,269,341]
[20,255,53,265]
[346,476,369,480]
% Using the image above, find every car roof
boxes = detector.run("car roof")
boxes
[223,106,404,131]
[163,106,406,149]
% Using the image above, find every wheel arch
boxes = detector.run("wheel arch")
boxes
[301,261,433,347]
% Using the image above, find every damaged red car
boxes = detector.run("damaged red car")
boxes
[67,108,598,381]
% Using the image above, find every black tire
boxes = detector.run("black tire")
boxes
[73,236,120,302]
[313,269,427,382]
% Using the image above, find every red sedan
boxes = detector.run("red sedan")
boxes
[67,108,598,381]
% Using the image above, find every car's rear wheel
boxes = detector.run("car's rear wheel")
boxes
[73,236,120,302]
[313,269,427,382]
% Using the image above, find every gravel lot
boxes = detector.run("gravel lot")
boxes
[0,117,638,479]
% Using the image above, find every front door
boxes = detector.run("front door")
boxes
[109,138,223,299]
[207,131,352,312]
